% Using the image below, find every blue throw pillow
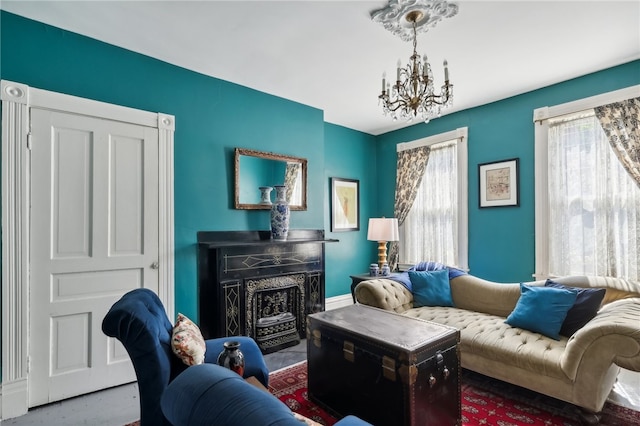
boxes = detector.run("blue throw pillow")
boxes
[408,269,454,307]
[505,284,578,340]
[545,280,606,337]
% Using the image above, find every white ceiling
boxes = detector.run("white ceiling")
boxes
[2,1,639,135]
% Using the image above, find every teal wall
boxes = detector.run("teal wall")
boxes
[375,60,640,282]
[323,123,378,295]
[0,11,375,319]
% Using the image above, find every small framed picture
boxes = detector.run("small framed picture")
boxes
[478,158,519,208]
[330,178,360,232]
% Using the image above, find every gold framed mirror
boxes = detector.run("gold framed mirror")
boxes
[234,148,308,210]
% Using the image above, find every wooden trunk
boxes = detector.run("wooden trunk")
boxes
[307,305,460,426]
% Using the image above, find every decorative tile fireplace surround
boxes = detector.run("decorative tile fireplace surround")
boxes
[197,230,335,353]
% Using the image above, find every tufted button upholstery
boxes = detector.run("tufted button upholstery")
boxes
[355,278,413,313]
[404,307,568,379]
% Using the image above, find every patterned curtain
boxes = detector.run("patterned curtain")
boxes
[388,145,431,270]
[400,141,458,266]
[594,97,640,188]
[284,162,301,202]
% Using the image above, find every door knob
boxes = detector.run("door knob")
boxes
[150,261,159,269]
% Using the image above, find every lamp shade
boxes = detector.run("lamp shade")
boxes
[367,218,399,242]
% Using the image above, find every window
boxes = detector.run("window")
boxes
[534,87,640,281]
[398,128,468,270]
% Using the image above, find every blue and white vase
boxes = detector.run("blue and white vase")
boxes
[270,185,290,240]
[259,186,273,205]
[381,263,390,276]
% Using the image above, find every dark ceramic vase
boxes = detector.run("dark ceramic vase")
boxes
[217,340,245,376]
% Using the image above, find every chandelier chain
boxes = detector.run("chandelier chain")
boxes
[411,19,418,57]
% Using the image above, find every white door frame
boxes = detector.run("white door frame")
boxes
[0,80,175,420]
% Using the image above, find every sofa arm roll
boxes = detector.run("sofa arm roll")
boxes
[561,298,640,380]
[354,279,413,313]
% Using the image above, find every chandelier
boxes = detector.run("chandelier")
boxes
[376,7,455,123]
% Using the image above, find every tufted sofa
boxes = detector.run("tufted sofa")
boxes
[354,273,640,415]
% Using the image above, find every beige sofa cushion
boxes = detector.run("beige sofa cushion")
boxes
[403,307,569,380]
[449,275,523,317]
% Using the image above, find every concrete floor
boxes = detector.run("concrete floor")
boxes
[3,339,639,425]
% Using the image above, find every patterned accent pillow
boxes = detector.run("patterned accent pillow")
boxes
[171,313,206,366]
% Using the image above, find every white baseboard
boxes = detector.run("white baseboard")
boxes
[325,294,353,310]
[0,378,29,420]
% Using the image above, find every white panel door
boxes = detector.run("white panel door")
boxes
[28,108,159,406]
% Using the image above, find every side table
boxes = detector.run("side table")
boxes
[350,273,398,303]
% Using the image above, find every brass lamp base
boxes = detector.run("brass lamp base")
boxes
[377,241,388,268]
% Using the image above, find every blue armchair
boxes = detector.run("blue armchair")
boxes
[161,363,372,426]
[102,288,269,426]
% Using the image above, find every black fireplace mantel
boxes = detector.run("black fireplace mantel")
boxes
[197,229,337,342]
[198,229,338,248]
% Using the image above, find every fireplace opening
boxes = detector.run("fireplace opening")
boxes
[246,273,305,354]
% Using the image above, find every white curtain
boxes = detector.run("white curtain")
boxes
[548,113,640,280]
[399,140,458,265]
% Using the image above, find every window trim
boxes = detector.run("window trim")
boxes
[532,85,640,279]
[397,127,469,271]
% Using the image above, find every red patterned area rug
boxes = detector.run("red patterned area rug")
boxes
[268,361,640,426]
[269,361,336,425]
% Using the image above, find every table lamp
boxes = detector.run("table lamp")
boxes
[367,217,399,268]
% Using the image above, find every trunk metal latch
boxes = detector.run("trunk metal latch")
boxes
[343,341,355,362]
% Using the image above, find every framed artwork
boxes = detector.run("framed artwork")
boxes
[330,178,360,232]
[478,158,519,208]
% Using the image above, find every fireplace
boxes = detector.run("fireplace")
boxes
[197,230,334,353]
[245,274,304,353]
